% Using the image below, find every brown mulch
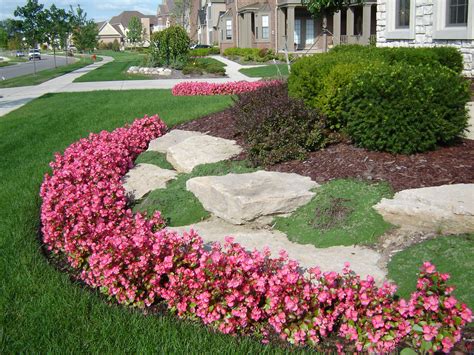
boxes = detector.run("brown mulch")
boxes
[176,109,474,192]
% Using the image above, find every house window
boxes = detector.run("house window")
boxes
[294,19,301,45]
[262,15,269,39]
[226,19,232,40]
[306,19,314,45]
[447,0,468,26]
[396,0,410,28]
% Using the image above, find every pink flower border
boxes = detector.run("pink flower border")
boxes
[172,80,282,96]
[40,115,472,352]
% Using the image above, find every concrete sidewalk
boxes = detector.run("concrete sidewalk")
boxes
[0,55,261,117]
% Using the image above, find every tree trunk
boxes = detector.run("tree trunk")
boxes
[53,46,57,68]
[33,42,37,75]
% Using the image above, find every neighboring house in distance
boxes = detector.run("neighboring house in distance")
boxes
[97,11,158,47]
[217,0,376,53]
[197,0,226,45]
[157,0,199,41]
[377,0,474,77]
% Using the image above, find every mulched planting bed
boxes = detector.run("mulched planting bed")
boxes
[176,109,474,192]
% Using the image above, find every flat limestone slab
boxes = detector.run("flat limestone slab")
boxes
[169,217,386,285]
[147,129,204,153]
[123,163,177,201]
[374,184,474,234]
[467,102,474,140]
[187,171,319,224]
[167,135,242,173]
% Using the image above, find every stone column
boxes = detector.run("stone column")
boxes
[287,6,295,51]
[241,12,252,47]
[362,4,372,44]
[346,6,354,42]
[333,10,341,45]
[277,7,286,51]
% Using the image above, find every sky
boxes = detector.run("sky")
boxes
[0,0,160,22]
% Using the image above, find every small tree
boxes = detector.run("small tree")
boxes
[111,39,120,52]
[43,5,71,68]
[127,16,143,50]
[72,20,99,53]
[14,0,47,75]
[151,25,190,68]
[301,0,365,51]
[0,28,7,49]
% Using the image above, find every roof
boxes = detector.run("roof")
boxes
[111,24,125,36]
[96,21,106,31]
[109,11,157,27]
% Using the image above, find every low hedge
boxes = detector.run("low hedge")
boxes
[189,47,220,57]
[223,47,287,62]
[40,115,472,353]
[341,63,470,154]
[232,83,332,165]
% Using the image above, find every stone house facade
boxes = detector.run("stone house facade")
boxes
[216,0,376,53]
[376,0,474,77]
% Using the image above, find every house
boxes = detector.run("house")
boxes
[97,11,158,47]
[217,0,376,53]
[197,0,227,45]
[376,0,474,77]
[157,0,200,41]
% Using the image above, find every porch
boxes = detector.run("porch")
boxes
[333,2,377,46]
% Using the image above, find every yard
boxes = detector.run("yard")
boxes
[1,44,473,353]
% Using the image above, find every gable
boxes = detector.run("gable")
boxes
[99,22,122,37]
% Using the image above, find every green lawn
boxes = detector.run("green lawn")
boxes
[240,63,290,78]
[274,179,393,248]
[74,50,149,82]
[133,160,256,226]
[388,235,474,313]
[0,57,97,88]
[0,90,291,353]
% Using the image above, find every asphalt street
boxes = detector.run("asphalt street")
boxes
[0,54,77,80]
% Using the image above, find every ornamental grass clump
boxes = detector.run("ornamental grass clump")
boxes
[40,115,472,352]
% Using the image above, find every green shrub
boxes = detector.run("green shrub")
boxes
[342,62,470,154]
[182,57,226,75]
[431,46,464,74]
[189,47,220,56]
[223,47,282,62]
[232,83,332,165]
[150,25,190,68]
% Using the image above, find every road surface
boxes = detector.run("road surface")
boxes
[0,54,78,80]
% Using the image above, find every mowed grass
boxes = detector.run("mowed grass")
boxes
[74,50,149,82]
[133,160,256,226]
[0,57,97,88]
[0,90,294,353]
[239,63,290,78]
[388,235,474,313]
[274,179,393,248]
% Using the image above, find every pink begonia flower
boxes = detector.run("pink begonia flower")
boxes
[422,325,438,341]
[422,261,436,274]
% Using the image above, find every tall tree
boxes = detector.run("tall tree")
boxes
[171,0,192,31]
[43,5,71,68]
[301,0,365,51]
[127,16,143,50]
[14,0,47,75]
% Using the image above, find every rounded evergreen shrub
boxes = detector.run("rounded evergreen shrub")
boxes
[151,25,190,68]
[232,83,332,166]
[342,63,470,154]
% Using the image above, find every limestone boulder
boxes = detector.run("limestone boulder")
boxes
[167,135,242,173]
[147,129,204,153]
[123,163,177,201]
[186,171,318,224]
[374,184,474,234]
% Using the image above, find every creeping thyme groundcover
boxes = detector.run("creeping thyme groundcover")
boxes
[172,80,281,96]
[40,115,472,352]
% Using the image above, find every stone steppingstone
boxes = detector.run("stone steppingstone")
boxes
[167,135,242,173]
[147,129,204,153]
[123,163,177,201]
[169,217,386,285]
[374,184,474,234]
[186,171,319,224]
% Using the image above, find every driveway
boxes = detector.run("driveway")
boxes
[0,54,77,80]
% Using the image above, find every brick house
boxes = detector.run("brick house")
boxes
[217,0,377,53]
[376,0,474,77]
